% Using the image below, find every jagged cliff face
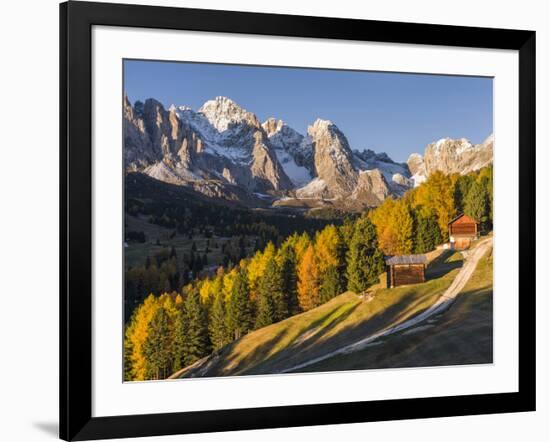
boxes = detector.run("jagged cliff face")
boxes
[295,119,396,204]
[124,94,492,209]
[124,96,292,194]
[407,135,493,186]
[308,119,358,196]
[262,118,313,187]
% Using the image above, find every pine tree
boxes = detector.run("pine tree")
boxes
[277,243,299,315]
[255,281,275,329]
[209,290,230,350]
[183,288,210,366]
[226,269,253,340]
[297,244,321,311]
[339,217,356,246]
[414,212,442,253]
[143,306,171,380]
[454,175,474,213]
[478,166,493,226]
[171,308,186,372]
[256,257,286,328]
[346,217,384,293]
[464,180,488,224]
[319,265,343,303]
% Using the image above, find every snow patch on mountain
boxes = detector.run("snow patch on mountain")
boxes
[274,148,312,186]
[296,177,328,198]
[198,96,257,132]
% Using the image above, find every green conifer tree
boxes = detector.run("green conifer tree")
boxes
[255,257,286,328]
[209,290,230,350]
[171,308,186,372]
[464,180,488,224]
[414,213,443,253]
[319,265,343,303]
[454,175,474,213]
[226,269,253,340]
[277,243,299,315]
[346,217,384,293]
[183,289,210,366]
[143,306,171,380]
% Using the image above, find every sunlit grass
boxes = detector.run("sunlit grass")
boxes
[175,251,465,378]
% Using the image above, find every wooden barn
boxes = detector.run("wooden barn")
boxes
[448,214,479,250]
[385,255,427,288]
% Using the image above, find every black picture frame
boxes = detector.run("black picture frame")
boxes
[60,1,536,440]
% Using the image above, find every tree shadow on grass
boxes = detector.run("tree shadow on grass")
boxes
[232,290,436,375]
[295,285,493,373]
[426,250,463,280]
[179,253,472,378]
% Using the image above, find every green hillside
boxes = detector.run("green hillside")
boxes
[294,247,493,372]
[172,250,467,378]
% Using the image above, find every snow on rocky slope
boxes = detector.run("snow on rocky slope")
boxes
[124,94,492,208]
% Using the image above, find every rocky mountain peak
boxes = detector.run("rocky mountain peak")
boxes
[198,96,260,132]
[407,134,493,186]
[307,118,336,137]
[124,94,492,210]
[305,119,358,197]
[262,117,284,136]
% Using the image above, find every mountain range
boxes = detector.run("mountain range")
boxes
[124,95,493,209]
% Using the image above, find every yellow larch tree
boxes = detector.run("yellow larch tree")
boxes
[297,244,321,311]
[314,224,342,273]
[125,294,159,381]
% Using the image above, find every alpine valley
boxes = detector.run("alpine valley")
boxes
[124,95,493,211]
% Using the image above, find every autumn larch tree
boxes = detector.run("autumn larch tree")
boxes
[413,170,456,240]
[315,224,346,291]
[124,294,159,381]
[297,244,321,311]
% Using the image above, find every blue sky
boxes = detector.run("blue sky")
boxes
[124,60,493,162]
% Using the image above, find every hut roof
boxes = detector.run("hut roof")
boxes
[385,254,427,266]
[448,213,479,225]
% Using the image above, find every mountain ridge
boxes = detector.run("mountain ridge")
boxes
[124,95,493,209]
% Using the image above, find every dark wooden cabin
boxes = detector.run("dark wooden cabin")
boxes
[448,214,479,250]
[385,255,427,288]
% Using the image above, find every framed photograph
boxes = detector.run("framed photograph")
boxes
[60,1,536,440]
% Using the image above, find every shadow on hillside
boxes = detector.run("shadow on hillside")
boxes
[181,252,471,378]
[235,290,438,376]
[295,285,494,373]
[425,250,463,280]
[228,302,362,376]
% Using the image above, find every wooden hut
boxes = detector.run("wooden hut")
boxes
[448,214,479,250]
[385,255,427,288]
